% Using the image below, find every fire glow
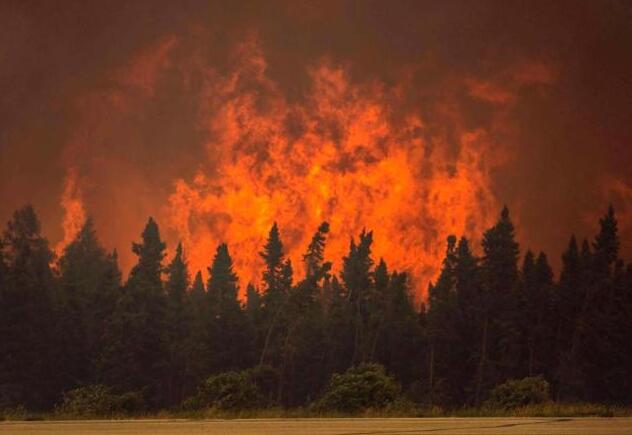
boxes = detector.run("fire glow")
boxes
[56,35,555,299]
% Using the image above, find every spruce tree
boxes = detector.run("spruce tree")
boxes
[184,271,209,396]
[165,243,190,406]
[475,206,520,404]
[245,283,262,319]
[280,223,331,405]
[382,270,422,389]
[341,230,375,364]
[260,222,285,301]
[207,243,252,372]
[99,217,168,407]
[0,205,57,409]
[427,236,460,406]
[323,275,354,375]
[577,207,626,402]
[56,218,121,391]
[259,224,290,367]
[517,251,555,379]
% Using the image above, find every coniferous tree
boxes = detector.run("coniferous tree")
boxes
[381,270,422,390]
[280,223,331,405]
[341,230,375,364]
[165,242,190,406]
[425,236,481,407]
[441,237,484,406]
[260,223,285,303]
[259,223,290,367]
[555,236,582,373]
[474,206,520,404]
[1,201,632,411]
[426,236,462,406]
[576,207,626,402]
[556,239,594,400]
[207,243,253,372]
[99,217,167,407]
[56,218,121,392]
[0,206,57,409]
[324,275,354,376]
[184,271,209,396]
[245,283,262,320]
[517,251,555,379]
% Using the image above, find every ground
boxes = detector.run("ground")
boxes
[2,418,632,435]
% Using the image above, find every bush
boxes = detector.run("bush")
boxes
[485,376,550,409]
[245,365,280,407]
[0,405,27,421]
[57,384,144,417]
[189,371,262,410]
[315,363,401,413]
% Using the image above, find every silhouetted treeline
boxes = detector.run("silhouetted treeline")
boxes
[0,205,631,411]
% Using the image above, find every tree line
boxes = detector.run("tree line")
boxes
[0,204,631,411]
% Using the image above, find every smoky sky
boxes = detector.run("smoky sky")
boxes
[1,0,631,273]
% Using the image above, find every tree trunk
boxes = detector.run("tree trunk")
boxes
[429,341,435,407]
[474,314,489,406]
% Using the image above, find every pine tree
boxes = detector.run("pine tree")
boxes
[517,251,554,379]
[341,230,375,364]
[453,237,482,406]
[208,244,238,311]
[245,283,262,319]
[0,205,57,409]
[577,207,626,402]
[324,275,354,375]
[207,243,253,372]
[259,224,290,367]
[164,243,190,406]
[474,206,520,404]
[279,223,331,406]
[382,270,422,389]
[260,222,285,301]
[56,218,121,391]
[425,236,482,407]
[99,217,168,407]
[184,271,209,397]
[303,222,332,283]
[426,236,460,406]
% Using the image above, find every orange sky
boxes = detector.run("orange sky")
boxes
[1,1,631,299]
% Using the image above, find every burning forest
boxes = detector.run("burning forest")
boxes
[1,0,632,420]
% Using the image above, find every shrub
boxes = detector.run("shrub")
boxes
[245,365,280,407]
[191,371,262,410]
[0,405,27,421]
[315,363,401,413]
[184,365,280,411]
[0,383,25,411]
[485,376,550,409]
[57,384,144,416]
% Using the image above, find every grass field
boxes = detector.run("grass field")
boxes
[2,417,632,435]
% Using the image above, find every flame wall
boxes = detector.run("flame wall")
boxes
[2,1,631,300]
[55,35,554,299]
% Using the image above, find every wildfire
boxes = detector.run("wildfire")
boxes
[54,34,554,300]
[55,168,86,257]
[167,38,499,300]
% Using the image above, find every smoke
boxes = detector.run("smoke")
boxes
[1,1,631,296]
[54,32,558,298]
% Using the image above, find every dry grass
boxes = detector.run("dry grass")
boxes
[3,402,632,421]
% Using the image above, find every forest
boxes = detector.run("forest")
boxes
[0,204,631,415]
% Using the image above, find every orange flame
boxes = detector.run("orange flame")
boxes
[167,39,500,300]
[55,168,86,256]
[58,34,554,300]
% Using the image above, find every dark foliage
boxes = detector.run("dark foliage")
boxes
[0,205,631,413]
[485,376,550,409]
[315,363,401,412]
